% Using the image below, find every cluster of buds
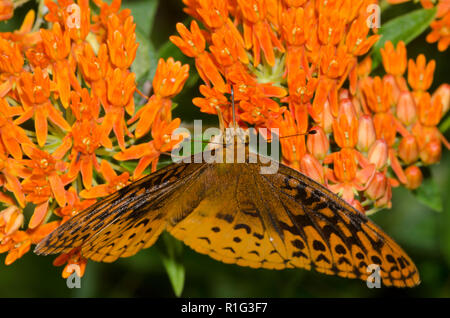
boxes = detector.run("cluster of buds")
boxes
[0,0,188,276]
[388,0,450,52]
[171,0,449,213]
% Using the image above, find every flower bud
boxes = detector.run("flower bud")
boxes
[398,135,419,164]
[0,0,13,21]
[405,165,423,190]
[0,206,23,236]
[420,140,441,165]
[356,115,376,152]
[333,149,357,183]
[418,92,442,127]
[319,99,333,134]
[431,84,449,114]
[396,91,417,126]
[365,172,387,200]
[374,182,392,209]
[306,126,329,161]
[368,140,388,170]
[300,154,325,184]
[332,99,358,148]
[383,74,400,103]
[339,89,350,101]
[350,199,365,214]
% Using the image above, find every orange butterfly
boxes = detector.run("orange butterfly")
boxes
[34,127,420,288]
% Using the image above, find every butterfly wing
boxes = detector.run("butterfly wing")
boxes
[34,161,208,262]
[168,159,420,288]
[35,149,420,287]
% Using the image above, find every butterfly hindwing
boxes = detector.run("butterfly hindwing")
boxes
[34,161,207,261]
[168,158,420,287]
[261,162,420,287]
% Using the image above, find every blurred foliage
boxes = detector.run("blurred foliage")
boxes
[0,0,449,297]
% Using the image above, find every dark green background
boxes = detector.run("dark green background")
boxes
[0,0,449,297]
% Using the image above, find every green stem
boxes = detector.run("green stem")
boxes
[32,0,46,33]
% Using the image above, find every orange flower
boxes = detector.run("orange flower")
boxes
[55,187,96,223]
[70,89,101,122]
[193,85,229,115]
[332,99,358,149]
[171,21,227,92]
[76,44,109,107]
[21,176,53,228]
[238,0,284,66]
[0,153,25,207]
[64,120,103,189]
[153,57,190,98]
[0,38,23,96]
[279,111,305,170]
[0,0,13,21]
[40,22,71,61]
[107,15,139,69]
[408,54,436,92]
[44,0,74,25]
[68,0,91,41]
[346,15,380,56]
[20,144,67,208]
[380,41,407,76]
[417,92,443,126]
[426,12,450,51]
[325,148,375,204]
[80,160,130,199]
[287,68,318,105]
[361,76,392,113]
[102,68,136,149]
[26,42,51,69]
[15,68,71,147]
[53,247,87,278]
[115,118,183,177]
[0,97,32,159]
[77,44,109,82]
[1,221,58,265]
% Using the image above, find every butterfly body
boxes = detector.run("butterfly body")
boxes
[35,133,420,287]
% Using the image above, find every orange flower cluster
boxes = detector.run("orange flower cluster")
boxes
[0,0,188,276]
[388,0,450,51]
[172,0,449,213]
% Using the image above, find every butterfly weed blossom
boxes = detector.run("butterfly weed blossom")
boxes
[0,0,447,287]
[171,0,449,213]
[0,0,188,277]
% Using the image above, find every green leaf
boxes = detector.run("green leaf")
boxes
[123,0,159,84]
[121,0,159,37]
[132,28,158,84]
[371,8,437,70]
[439,113,450,134]
[412,177,443,212]
[160,233,185,297]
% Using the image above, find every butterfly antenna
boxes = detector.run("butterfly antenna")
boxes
[266,129,317,143]
[231,86,237,130]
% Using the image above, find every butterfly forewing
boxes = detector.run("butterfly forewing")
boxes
[34,161,207,261]
[34,149,420,287]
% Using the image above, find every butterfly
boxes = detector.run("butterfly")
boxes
[34,126,420,288]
